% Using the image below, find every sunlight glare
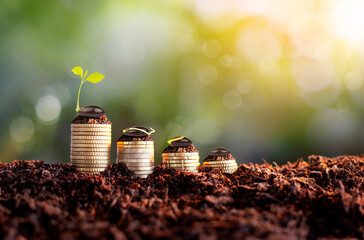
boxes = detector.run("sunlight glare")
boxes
[332,0,364,42]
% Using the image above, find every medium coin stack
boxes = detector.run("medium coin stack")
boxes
[116,141,154,178]
[70,123,111,175]
[162,152,200,172]
[202,147,238,174]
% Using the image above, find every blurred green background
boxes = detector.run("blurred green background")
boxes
[1,0,364,164]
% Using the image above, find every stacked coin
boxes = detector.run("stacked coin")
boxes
[162,152,200,172]
[161,136,200,173]
[116,141,154,178]
[70,124,111,175]
[202,159,238,173]
[202,147,238,174]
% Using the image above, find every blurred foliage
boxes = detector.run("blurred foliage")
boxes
[1,0,364,164]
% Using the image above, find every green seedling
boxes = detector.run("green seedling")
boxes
[123,127,156,135]
[168,136,185,145]
[72,66,105,112]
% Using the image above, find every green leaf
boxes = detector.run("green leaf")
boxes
[83,70,88,81]
[72,66,83,78]
[85,72,105,83]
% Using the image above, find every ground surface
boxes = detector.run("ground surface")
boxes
[0,155,363,240]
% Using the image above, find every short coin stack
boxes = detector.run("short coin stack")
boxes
[202,147,238,174]
[162,136,200,173]
[162,152,200,172]
[70,123,111,175]
[202,159,238,173]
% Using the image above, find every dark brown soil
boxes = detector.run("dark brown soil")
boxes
[162,145,199,153]
[71,115,111,124]
[0,155,363,240]
[117,136,153,142]
[204,153,235,162]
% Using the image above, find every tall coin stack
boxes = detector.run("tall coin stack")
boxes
[202,147,238,174]
[116,126,155,178]
[70,106,111,175]
[162,136,200,173]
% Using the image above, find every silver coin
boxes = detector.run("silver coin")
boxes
[162,156,200,160]
[117,146,154,150]
[71,160,110,164]
[70,144,111,148]
[203,167,238,173]
[162,167,199,171]
[71,140,111,144]
[205,167,238,171]
[202,163,237,166]
[164,167,198,172]
[162,163,200,167]
[71,155,110,160]
[117,149,154,154]
[162,165,199,169]
[71,164,109,168]
[122,162,155,167]
[74,167,108,171]
[70,151,110,156]
[162,159,199,163]
[117,148,154,154]
[203,164,237,167]
[163,157,199,161]
[71,131,111,136]
[117,153,154,158]
[117,159,154,164]
[162,162,199,166]
[202,165,237,169]
[71,147,111,152]
[71,135,111,140]
[202,160,237,165]
[77,172,100,175]
[117,155,154,160]
[180,169,198,172]
[117,145,154,148]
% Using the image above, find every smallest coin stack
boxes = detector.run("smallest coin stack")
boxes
[202,147,238,174]
[116,126,155,178]
[162,136,200,173]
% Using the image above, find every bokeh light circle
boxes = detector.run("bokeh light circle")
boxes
[177,34,195,52]
[344,71,363,90]
[293,60,336,92]
[223,90,242,110]
[236,30,282,63]
[36,95,61,122]
[219,55,233,67]
[9,117,35,143]
[236,78,253,94]
[203,39,222,58]
[198,64,218,84]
